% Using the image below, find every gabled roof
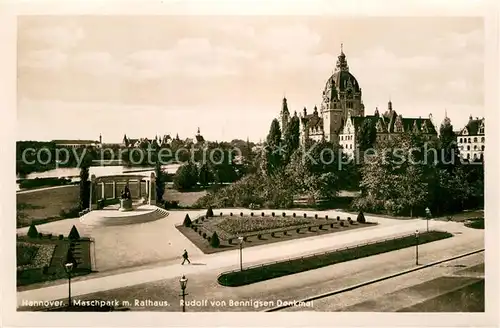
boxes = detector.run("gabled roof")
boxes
[459,118,484,136]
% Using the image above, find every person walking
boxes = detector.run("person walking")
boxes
[181,249,191,265]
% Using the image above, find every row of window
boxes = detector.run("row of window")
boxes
[341,135,354,141]
[460,145,485,151]
[459,137,484,143]
[464,153,484,160]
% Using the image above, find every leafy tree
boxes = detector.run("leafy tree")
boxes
[210,232,220,248]
[283,116,300,164]
[183,214,192,227]
[198,163,213,187]
[79,157,92,210]
[68,225,81,240]
[263,119,283,175]
[155,160,166,203]
[356,118,377,151]
[27,224,38,238]
[173,163,198,190]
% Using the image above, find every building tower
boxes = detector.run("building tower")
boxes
[320,44,364,143]
[279,97,291,133]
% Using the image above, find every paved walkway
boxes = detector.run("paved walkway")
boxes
[16,184,76,194]
[17,213,479,308]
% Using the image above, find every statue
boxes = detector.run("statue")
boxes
[121,184,131,200]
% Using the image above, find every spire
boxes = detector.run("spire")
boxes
[335,44,349,73]
[313,105,318,116]
[281,97,289,114]
[197,127,200,135]
[442,109,451,126]
[388,99,393,111]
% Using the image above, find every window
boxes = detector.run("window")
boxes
[474,137,477,143]
[467,154,470,159]
[467,146,470,150]
[341,136,343,141]
[482,145,485,151]
[468,138,471,143]
[459,138,463,143]
[474,145,477,150]
[481,137,485,143]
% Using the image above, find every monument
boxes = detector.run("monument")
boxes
[120,184,133,211]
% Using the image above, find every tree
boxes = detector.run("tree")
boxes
[155,160,166,203]
[210,232,220,248]
[263,119,283,175]
[79,165,90,211]
[198,163,213,187]
[283,116,300,164]
[68,225,81,240]
[173,163,198,190]
[183,214,192,227]
[27,224,38,238]
[357,211,366,223]
[65,248,78,268]
[206,206,214,217]
[356,118,377,151]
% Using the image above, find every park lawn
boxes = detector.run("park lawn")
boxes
[217,230,453,287]
[163,188,207,207]
[16,185,79,228]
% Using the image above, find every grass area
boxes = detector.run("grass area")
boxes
[16,235,93,287]
[16,185,79,228]
[163,188,207,207]
[178,213,374,254]
[217,230,453,287]
[464,217,484,229]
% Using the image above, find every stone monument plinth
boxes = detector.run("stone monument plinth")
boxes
[119,198,133,212]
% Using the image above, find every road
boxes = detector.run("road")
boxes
[17,215,482,309]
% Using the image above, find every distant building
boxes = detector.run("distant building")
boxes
[456,116,485,160]
[52,134,101,149]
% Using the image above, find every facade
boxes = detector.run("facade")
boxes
[456,116,485,160]
[339,104,437,157]
[52,134,101,149]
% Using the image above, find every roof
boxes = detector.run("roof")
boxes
[301,110,323,130]
[458,118,484,136]
[52,140,97,145]
[343,111,437,135]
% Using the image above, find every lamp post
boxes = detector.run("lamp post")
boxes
[415,230,419,266]
[238,236,244,271]
[179,275,188,312]
[64,262,74,308]
[425,207,431,232]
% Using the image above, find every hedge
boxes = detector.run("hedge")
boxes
[217,231,453,287]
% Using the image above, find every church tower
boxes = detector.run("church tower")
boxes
[320,45,364,143]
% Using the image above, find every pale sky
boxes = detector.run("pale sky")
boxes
[17,16,484,143]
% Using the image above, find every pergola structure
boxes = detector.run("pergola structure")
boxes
[89,173,157,210]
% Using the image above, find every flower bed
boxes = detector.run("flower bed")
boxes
[213,215,320,236]
[16,242,56,271]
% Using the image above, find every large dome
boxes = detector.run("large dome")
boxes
[322,46,361,100]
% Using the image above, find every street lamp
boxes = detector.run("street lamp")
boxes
[425,207,431,232]
[179,275,188,312]
[238,236,244,271]
[64,262,74,308]
[415,230,419,266]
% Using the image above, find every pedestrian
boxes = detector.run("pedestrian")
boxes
[181,249,190,265]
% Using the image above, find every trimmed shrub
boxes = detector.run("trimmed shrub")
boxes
[257,234,262,240]
[243,236,247,242]
[198,230,202,235]
[325,215,328,219]
[183,214,192,227]
[202,232,207,238]
[271,212,275,217]
[330,223,334,228]
[271,232,276,237]
[230,212,233,216]
[283,230,288,236]
[315,214,318,219]
[261,212,265,217]
[68,225,80,240]
[282,212,286,217]
[347,217,352,221]
[228,238,233,244]
[308,227,313,232]
[201,216,205,222]
[337,216,340,221]
[27,224,38,238]
[296,228,300,233]
[220,212,223,216]
[319,224,323,230]
[193,226,198,232]
[207,237,211,242]
[206,206,214,217]
[42,265,49,275]
[58,234,64,240]
[210,232,221,248]
[293,213,296,217]
[304,213,307,218]
[340,221,345,227]
[240,212,244,217]
[38,232,43,238]
[251,212,254,216]
[357,211,366,223]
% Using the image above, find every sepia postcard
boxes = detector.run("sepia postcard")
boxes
[1,0,499,327]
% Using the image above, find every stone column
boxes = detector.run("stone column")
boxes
[138,179,142,198]
[112,181,117,199]
[101,182,106,199]
[90,175,97,210]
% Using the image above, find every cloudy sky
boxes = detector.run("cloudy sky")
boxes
[17,16,484,142]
